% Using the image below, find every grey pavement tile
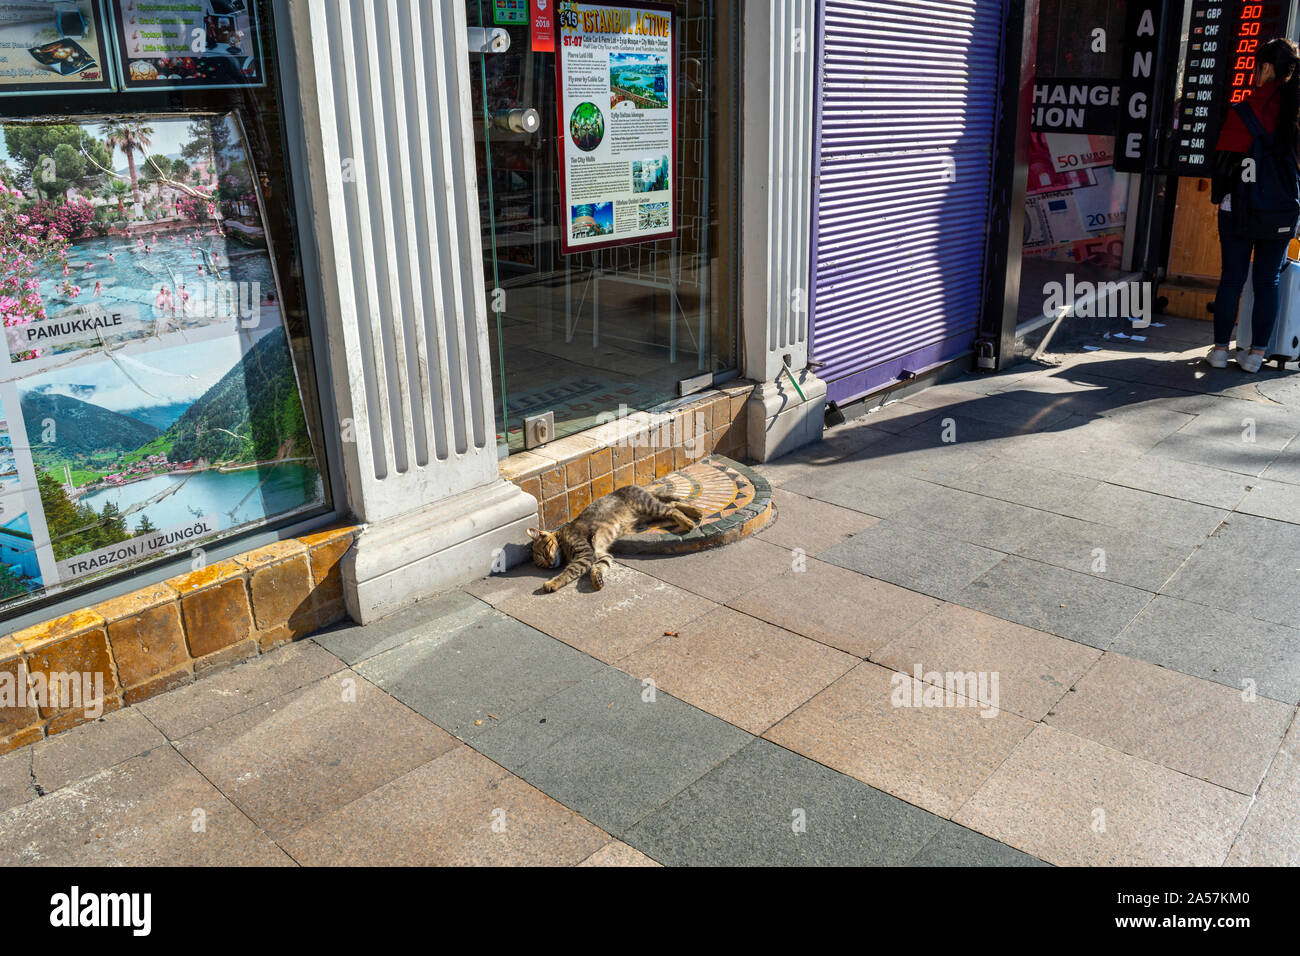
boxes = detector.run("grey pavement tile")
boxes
[1260,444,1300,485]
[756,489,880,556]
[355,607,606,741]
[837,432,997,482]
[313,589,493,665]
[1171,389,1292,416]
[1058,482,1229,546]
[889,483,1057,553]
[935,392,1081,433]
[1161,548,1300,629]
[890,414,1043,454]
[1045,653,1295,795]
[578,840,662,866]
[954,725,1251,866]
[936,457,1101,513]
[470,668,752,836]
[893,384,993,411]
[135,640,346,740]
[1176,409,1299,452]
[751,454,819,489]
[784,467,942,519]
[623,738,943,866]
[1146,431,1282,477]
[466,561,715,664]
[873,603,1100,722]
[1094,403,1199,440]
[851,400,944,434]
[618,606,857,734]
[1081,356,1259,399]
[31,709,166,795]
[174,671,458,839]
[0,746,293,865]
[0,749,33,813]
[1227,713,1300,866]
[764,661,1034,818]
[964,363,1059,391]
[1108,455,1254,510]
[1112,595,1300,704]
[1255,374,1300,406]
[279,745,610,866]
[754,423,894,489]
[1013,514,1193,593]
[622,537,794,604]
[820,521,1006,602]
[1023,375,1193,422]
[906,821,1050,867]
[991,373,1118,400]
[799,420,895,461]
[728,559,941,659]
[1064,412,1194,454]
[956,555,1153,648]
[1236,479,1300,525]
[994,429,1144,482]
[1199,510,1300,564]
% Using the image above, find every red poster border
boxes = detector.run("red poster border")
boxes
[554,1,679,255]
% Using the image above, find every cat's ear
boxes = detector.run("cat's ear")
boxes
[527,528,543,540]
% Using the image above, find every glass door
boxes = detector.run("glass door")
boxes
[466,0,739,456]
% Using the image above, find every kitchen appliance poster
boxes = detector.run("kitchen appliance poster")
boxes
[555,1,676,254]
[0,0,115,97]
[110,0,266,91]
[0,111,324,608]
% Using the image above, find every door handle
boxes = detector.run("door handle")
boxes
[492,108,541,134]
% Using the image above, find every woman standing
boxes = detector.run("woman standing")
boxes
[1209,37,1300,372]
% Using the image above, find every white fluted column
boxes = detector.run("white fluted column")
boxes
[742,0,826,461]
[288,0,535,622]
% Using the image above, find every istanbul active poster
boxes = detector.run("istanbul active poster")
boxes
[555,1,677,254]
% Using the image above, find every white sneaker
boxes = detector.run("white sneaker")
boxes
[1207,347,1229,369]
[1239,351,1265,373]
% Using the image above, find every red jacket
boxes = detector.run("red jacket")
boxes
[1215,79,1283,152]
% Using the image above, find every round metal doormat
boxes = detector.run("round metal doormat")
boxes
[612,455,774,555]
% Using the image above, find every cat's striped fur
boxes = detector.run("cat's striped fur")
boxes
[528,484,705,592]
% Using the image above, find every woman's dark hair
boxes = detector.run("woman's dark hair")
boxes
[1260,37,1300,157]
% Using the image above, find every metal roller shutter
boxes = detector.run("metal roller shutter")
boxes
[811,0,1008,404]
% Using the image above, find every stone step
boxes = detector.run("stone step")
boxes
[612,455,774,555]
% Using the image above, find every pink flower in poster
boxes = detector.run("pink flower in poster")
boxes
[0,180,75,354]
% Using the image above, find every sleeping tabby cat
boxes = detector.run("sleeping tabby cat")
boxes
[528,484,706,592]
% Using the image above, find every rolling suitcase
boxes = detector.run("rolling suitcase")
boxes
[1235,254,1300,366]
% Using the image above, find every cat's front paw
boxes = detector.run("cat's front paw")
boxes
[589,567,605,590]
[543,578,562,593]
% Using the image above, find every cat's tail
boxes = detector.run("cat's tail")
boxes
[651,485,706,522]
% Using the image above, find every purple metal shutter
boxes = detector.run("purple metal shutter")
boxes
[811,0,1008,404]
